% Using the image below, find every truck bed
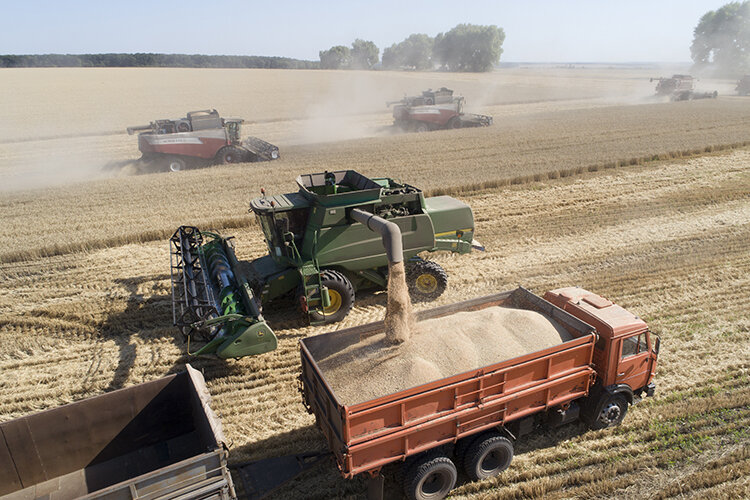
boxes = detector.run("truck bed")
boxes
[0,366,234,500]
[299,287,597,477]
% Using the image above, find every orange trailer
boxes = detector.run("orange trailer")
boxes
[299,286,659,500]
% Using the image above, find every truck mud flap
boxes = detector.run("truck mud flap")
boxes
[234,452,329,499]
[244,136,280,161]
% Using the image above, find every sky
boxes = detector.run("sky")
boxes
[0,0,732,63]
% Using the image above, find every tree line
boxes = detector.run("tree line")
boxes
[691,1,750,76]
[0,53,318,69]
[320,24,505,72]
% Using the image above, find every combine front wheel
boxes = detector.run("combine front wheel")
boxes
[166,156,186,172]
[309,270,355,324]
[447,117,462,129]
[217,146,246,164]
[414,122,430,133]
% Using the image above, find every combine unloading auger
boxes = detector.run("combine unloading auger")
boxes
[170,226,277,359]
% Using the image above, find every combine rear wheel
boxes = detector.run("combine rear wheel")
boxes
[217,146,246,164]
[406,259,448,302]
[309,270,355,324]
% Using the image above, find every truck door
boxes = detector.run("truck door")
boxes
[616,332,651,391]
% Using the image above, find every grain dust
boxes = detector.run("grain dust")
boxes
[316,306,573,406]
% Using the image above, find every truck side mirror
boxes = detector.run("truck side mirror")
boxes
[653,336,660,355]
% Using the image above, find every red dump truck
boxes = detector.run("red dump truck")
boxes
[0,366,235,500]
[299,286,659,500]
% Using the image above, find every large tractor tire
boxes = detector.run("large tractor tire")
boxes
[447,116,462,129]
[406,259,448,302]
[217,146,246,164]
[414,122,430,133]
[309,270,355,324]
[403,455,457,500]
[166,156,187,172]
[463,432,514,481]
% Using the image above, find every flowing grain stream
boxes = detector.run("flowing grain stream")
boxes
[1,150,749,498]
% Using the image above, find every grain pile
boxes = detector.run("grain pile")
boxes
[316,306,573,406]
[383,261,415,344]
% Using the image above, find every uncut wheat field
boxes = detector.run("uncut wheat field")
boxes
[1,67,749,499]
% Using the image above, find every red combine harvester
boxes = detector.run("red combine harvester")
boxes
[127,109,279,172]
[650,75,718,101]
[387,88,493,132]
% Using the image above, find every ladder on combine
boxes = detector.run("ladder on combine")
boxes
[299,263,328,325]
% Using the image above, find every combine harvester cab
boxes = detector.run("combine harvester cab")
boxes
[0,366,235,500]
[387,87,493,132]
[127,109,279,172]
[171,170,483,358]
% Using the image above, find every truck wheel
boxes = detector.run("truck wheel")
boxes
[447,117,462,129]
[590,394,628,430]
[217,146,245,164]
[453,434,480,471]
[166,157,186,172]
[463,432,513,481]
[308,270,355,324]
[403,455,457,500]
[406,260,448,302]
[414,122,430,133]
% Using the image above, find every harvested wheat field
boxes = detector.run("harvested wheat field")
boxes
[1,67,750,498]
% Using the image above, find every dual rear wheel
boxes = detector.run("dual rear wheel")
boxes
[402,432,514,500]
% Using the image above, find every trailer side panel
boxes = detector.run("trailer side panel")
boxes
[300,287,597,478]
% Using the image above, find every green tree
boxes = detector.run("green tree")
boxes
[434,24,505,72]
[319,45,351,69]
[383,34,434,70]
[691,1,750,75]
[350,39,379,69]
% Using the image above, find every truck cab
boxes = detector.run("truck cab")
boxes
[545,287,659,405]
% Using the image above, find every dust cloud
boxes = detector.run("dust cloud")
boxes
[288,72,400,145]
[0,133,147,193]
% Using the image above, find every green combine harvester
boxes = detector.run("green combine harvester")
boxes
[170,170,482,358]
